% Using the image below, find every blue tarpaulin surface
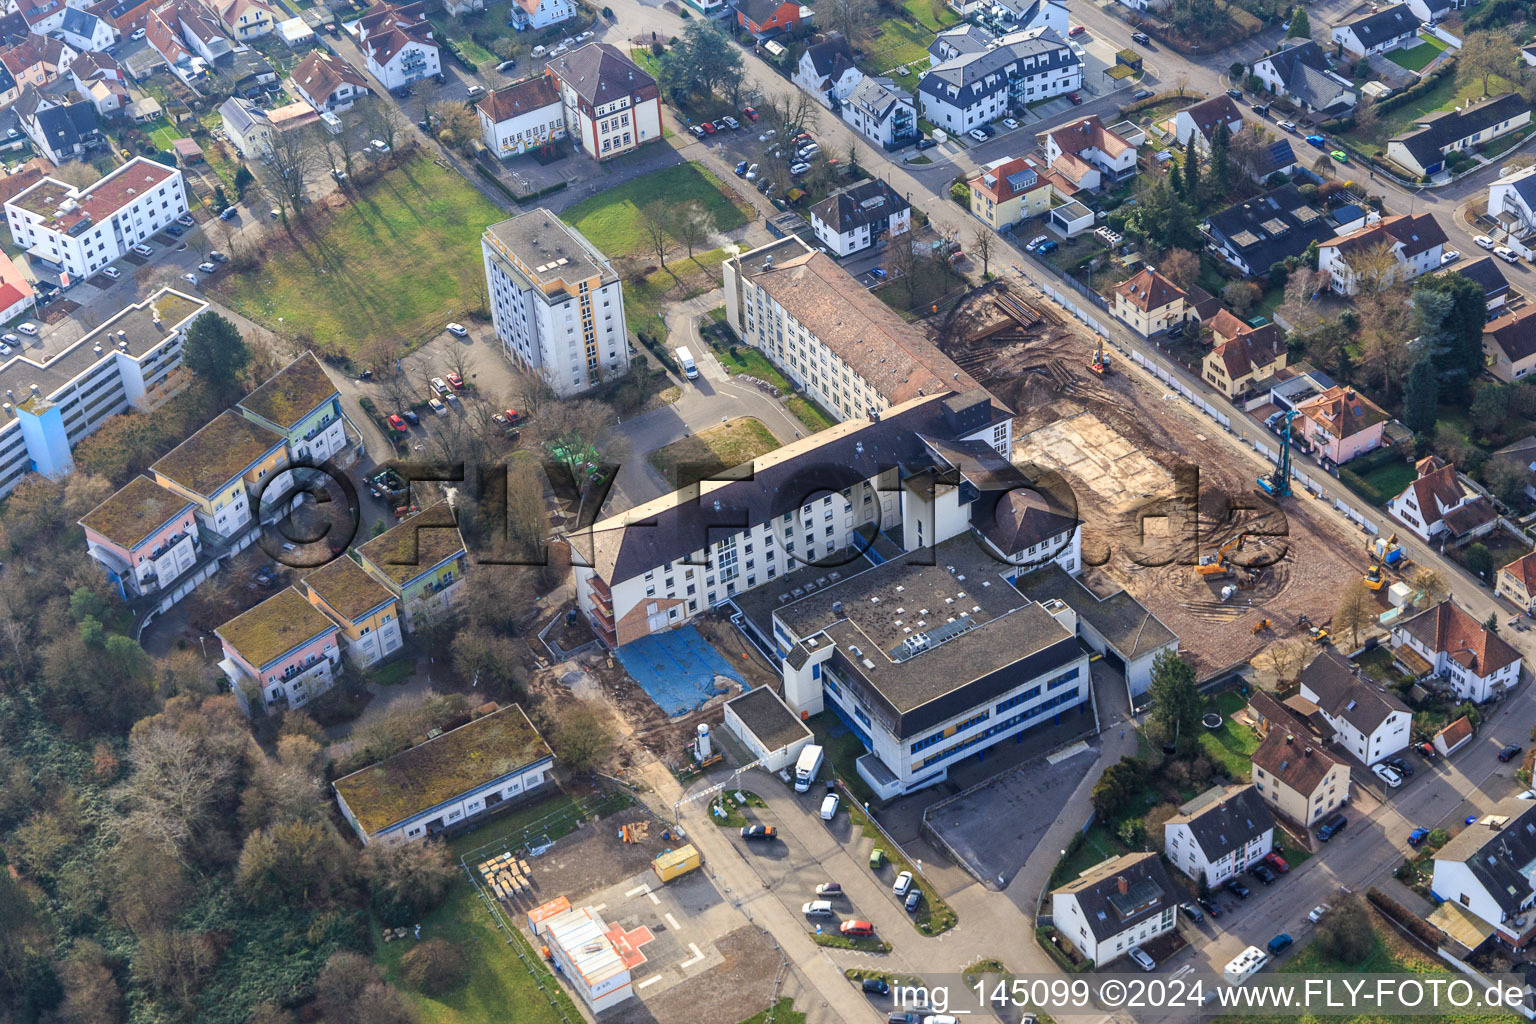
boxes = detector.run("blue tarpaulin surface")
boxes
[616,626,745,717]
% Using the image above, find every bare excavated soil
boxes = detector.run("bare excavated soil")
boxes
[935,286,1373,678]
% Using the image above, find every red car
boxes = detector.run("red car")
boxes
[1417,741,1436,759]
[1262,852,1289,874]
[1069,23,1085,34]
[446,372,464,390]
[1068,92,1083,105]
[702,121,716,134]
[840,920,875,937]
[743,106,758,120]
[387,414,407,431]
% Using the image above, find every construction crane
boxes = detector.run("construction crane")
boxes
[1259,410,1297,499]
[1197,531,1249,577]
[1089,336,1110,375]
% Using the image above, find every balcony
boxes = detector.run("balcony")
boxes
[589,574,613,602]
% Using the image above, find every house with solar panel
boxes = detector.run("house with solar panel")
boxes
[1201,184,1335,277]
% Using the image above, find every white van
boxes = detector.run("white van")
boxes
[676,346,698,379]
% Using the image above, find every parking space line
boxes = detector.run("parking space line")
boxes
[625,884,650,898]
[591,903,607,913]
[637,975,662,990]
[647,891,661,905]
[664,912,680,931]
[679,943,705,968]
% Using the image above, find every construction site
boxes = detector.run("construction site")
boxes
[936,282,1378,678]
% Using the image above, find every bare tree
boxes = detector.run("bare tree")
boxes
[1228,123,1272,184]
[1458,30,1519,98]
[428,100,479,153]
[509,367,557,421]
[1333,578,1375,651]
[1409,568,1446,605]
[54,161,100,188]
[639,200,671,268]
[1341,240,1401,297]
[885,233,919,305]
[1352,95,1378,138]
[1356,294,1416,401]
[363,98,407,154]
[670,199,715,258]
[1172,71,1190,98]
[329,123,367,180]
[819,1,873,45]
[262,124,325,216]
[1160,247,1201,290]
[970,227,994,278]
[762,89,820,142]
[1267,638,1312,687]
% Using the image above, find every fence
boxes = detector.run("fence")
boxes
[1015,244,1111,313]
[1424,23,1462,48]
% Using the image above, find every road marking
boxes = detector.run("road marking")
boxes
[625,884,650,898]
[647,891,661,905]
[637,976,662,990]
[1048,741,1090,764]
[591,903,607,913]
[679,942,705,968]
[665,912,680,930]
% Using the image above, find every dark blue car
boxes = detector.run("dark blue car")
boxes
[1035,240,1059,255]
[1267,933,1293,954]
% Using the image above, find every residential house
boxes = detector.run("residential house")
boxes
[0,34,74,98]
[1431,798,1536,949]
[301,554,403,668]
[213,0,277,39]
[69,48,126,113]
[1200,310,1286,398]
[16,90,99,163]
[1331,4,1422,56]
[1170,94,1244,154]
[1249,690,1351,826]
[976,0,1068,36]
[149,409,290,540]
[1406,0,1466,24]
[1050,853,1178,966]
[17,0,66,35]
[1496,551,1536,616]
[807,177,910,257]
[237,350,352,466]
[333,704,554,844]
[357,501,468,631]
[917,28,1080,134]
[217,585,341,714]
[1037,114,1137,191]
[476,75,564,157]
[1163,784,1276,888]
[356,0,438,91]
[0,59,17,109]
[508,0,575,30]
[793,34,861,109]
[1239,133,1298,184]
[1387,456,1496,543]
[967,154,1052,229]
[144,3,207,84]
[79,475,200,603]
[219,94,272,157]
[545,42,661,162]
[1111,268,1191,338]
[1252,39,1356,114]
[1293,385,1388,465]
[929,22,993,65]
[1459,255,1510,317]
[1317,212,1447,295]
[1391,599,1522,702]
[735,0,808,38]
[0,251,33,322]
[174,1,233,64]
[1493,436,1536,503]
[1388,94,1531,178]
[839,74,916,150]
[1525,42,1536,69]
[216,47,277,98]
[1202,183,1338,277]
[1487,164,1536,260]
[290,49,368,112]
[56,7,115,50]
[1298,648,1412,765]
[481,209,628,395]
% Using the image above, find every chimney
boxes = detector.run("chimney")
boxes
[1304,747,1312,756]
[1116,875,1128,895]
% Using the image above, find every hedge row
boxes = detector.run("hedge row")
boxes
[1338,465,1392,507]
[1366,887,1445,950]
[441,37,480,73]
[1374,63,1456,117]
[1036,927,1095,973]
[635,330,679,375]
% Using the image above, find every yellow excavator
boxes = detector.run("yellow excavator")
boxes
[1363,564,1385,591]
[1197,532,1249,577]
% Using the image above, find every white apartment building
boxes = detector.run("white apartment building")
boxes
[1051,853,1179,966]
[808,178,911,257]
[0,287,204,498]
[1432,798,1536,949]
[1163,785,1275,889]
[476,76,565,158]
[917,28,1080,134]
[481,209,628,396]
[722,236,979,424]
[1317,212,1446,296]
[1297,649,1412,766]
[4,158,186,281]
[545,42,662,162]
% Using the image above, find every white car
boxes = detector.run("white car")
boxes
[1308,904,1330,923]
[130,27,145,39]
[15,322,37,336]
[132,244,154,257]
[892,870,913,897]
[1372,763,1402,788]
[745,163,758,180]
[1440,250,1459,265]
[429,397,447,416]
[758,129,776,141]
[431,376,449,395]
[1277,119,1297,132]
[446,322,468,337]
[576,29,594,40]
[370,139,390,153]
[102,266,120,279]
[789,161,810,175]
[1495,245,1520,264]
[1026,234,1048,250]
[1128,946,1156,971]
[1475,235,1496,250]
[181,273,199,284]
[802,900,834,917]
[967,128,989,142]
[1002,117,1020,130]
[198,262,217,273]
[820,793,840,820]
[723,115,739,129]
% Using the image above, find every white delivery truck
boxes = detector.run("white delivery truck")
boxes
[794,744,824,792]
[676,346,698,379]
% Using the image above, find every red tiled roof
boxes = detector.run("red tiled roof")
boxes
[0,281,29,310]
[1503,551,1536,593]
[1437,714,1473,750]
[477,74,560,123]
[1296,385,1386,440]
[1113,268,1186,313]
[1400,600,1520,678]
[1321,212,1447,260]
[1404,464,1466,529]
[967,156,1047,203]
[1038,114,1135,160]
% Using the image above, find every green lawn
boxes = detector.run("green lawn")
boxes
[560,162,753,259]
[1197,689,1261,779]
[375,884,579,1024]
[1385,35,1446,73]
[625,250,727,342]
[430,15,496,65]
[647,417,781,489]
[1348,71,1520,149]
[1355,460,1418,507]
[737,999,807,1024]
[212,151,504,354]
[145,118,184,151]
[862,0,959,72]
[713,343,791,393]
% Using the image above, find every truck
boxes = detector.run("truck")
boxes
[793,744,824,793]
[676,346,697,379]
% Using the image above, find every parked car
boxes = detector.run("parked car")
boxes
[1277,119,1297,132]
[815,882,843,897]
[1178,900,1204,922]
[445,372,464,390]
[789,161,811,175]
[1416,741,1437,759]
[1317,812,1347,840]
[904,888,921,912]
[892,871,913,898]
[869,267,887,278]
[1440,250,1460,266]
[176,213,194,227]
[430,376,448,395]
[967,128,989,142]
[401,410,420,426]
[102,267,120,279]
[820,793,840,820]
[802,901,834,917]
[758,129,776,141]
[1132,88,1152,100]
[746,163,758,180]
[735,160,748,175]
[702,121,716,135]
[1387,756,1415,778]
[387,414,407,431]
[198,262,217,273]
[1249,862,1276,885]
[887,1015,921,1024]
[916,137,937,150]
[1330,149,1348,163]
[723,115,739,129]
[1372,763,1403,788]
[1225,878,1251,899]
[840,920,875,937]
[1002,117,1020,130]
[0,341,11,356]
[1068,23,1085,34]
[740,824,776,840]
[1308,904,1330,923]
[1128,946,1156,971]
[1026,235,1048,250]
[132,244,154,257]
[1226,88,1243,99]
[496,59,518,72]
[1495,246,1521,265]
[744,105,759,120]
[446,322,468,337]
[1304,134,1326,148]
[1068,92,1083,104]
[164,223,183,236]
[1034,239,1058,255]
[1262,852,1289,873]
[1196,896,1222,917]
[690,125,706,138]
[429,397,447,416]
[179,272,199,284]
[1408,827,1431,848]
[1500,743,1524,761]
[1475,235,1496,250]
[1267,933,1294,955]
[861,978,890,996]
[220,207,239,221]
[1131,31,1149,43]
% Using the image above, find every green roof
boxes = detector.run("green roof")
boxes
[332,704,553,836]
[78,475,194,549]
[151,409,286,498]
[238,351,338,430]
[357,500,466,587]
[303,553,397,623]
[215,586,337,669]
